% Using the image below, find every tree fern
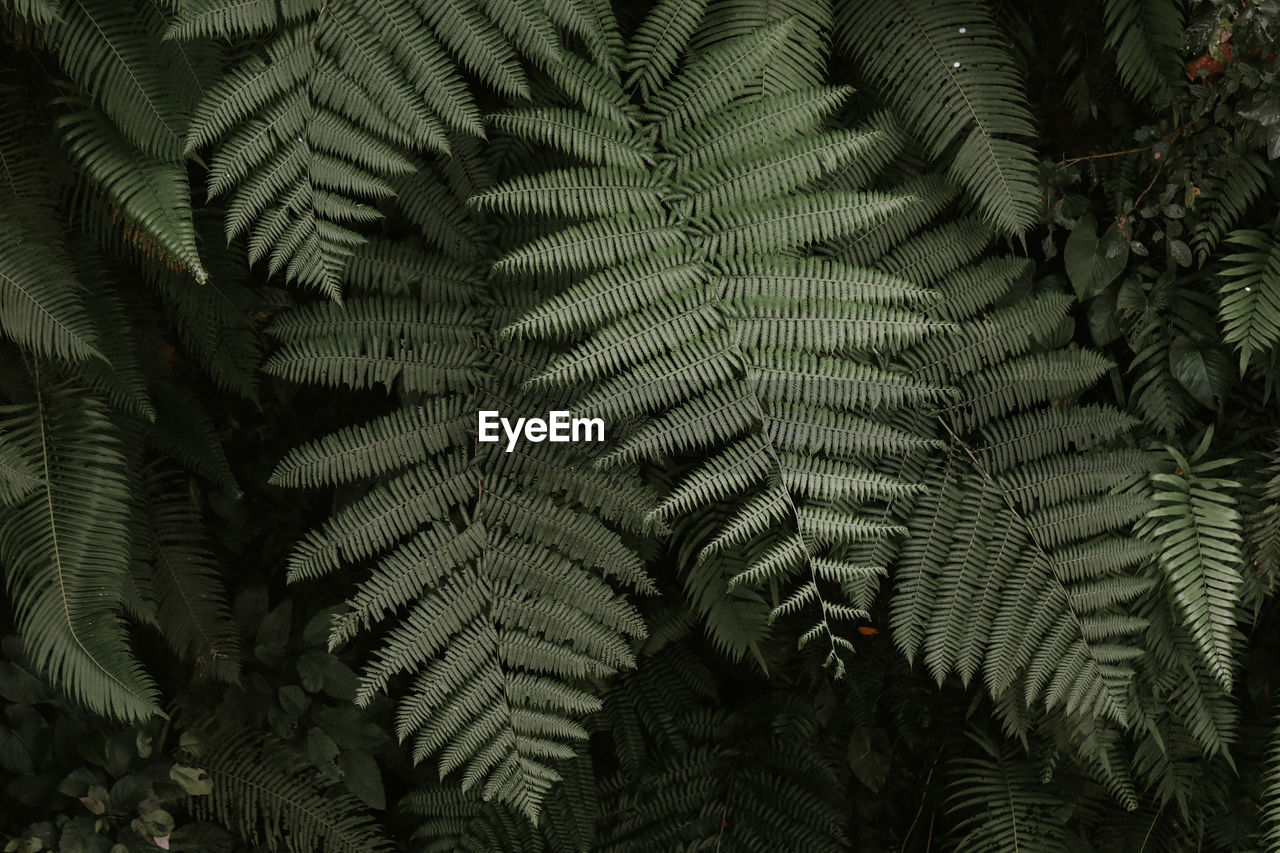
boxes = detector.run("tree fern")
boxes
[479,10,939,668]
[878,219,1153,730]
[271,159,655,820]
[174,0,558,295]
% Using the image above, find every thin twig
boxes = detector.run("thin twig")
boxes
[901,749,942,849]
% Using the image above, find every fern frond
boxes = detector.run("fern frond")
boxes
[1103,0,1184,101]
[192,727,396,852]
[1217,227,1280,372]
[52,0,188,160]
[835,0,1038,233]
[275,158,656,819]
[182,0,543,294]
[0,386,161,721]
[1140,439,1244,692]
[272,400,470,489]
[623,0,709,99]
[946,730,1068,852]
[164,0,278,39]
[690,0,832,96]
[138,467,240,683]
[58,104,207,282]
[1191,150,1271,262]
[651,20,793,137]
[0,218,102,363]
[489,108,648,169]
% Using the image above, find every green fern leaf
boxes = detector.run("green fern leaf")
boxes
[191,727,396,853]
[1141,438,1244,692]
[0,386,161,721]
[1217,227,1280,372]
[138,467,240,683]
[1103,0,1184,101]
[0,218,102,363]
[52,0,188,160]
[835,0,1038,233]
[57,104,207,283]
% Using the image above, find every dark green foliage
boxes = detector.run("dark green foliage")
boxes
[3,0,1280,849]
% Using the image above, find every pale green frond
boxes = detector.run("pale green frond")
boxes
[976,404,1139,473]
[623,0,709,99]
[946,349,1114,433]
[997,450,1151,510]
[651,435,774,521]
[477,0,561,68]
[664,85,852,172]
[493,215,684,276]
[678,129,886,215]
[1191,150,1272,263]
[418,0,530,101]
[763,401,942,458]
[830,174,960,267]
[874,217,995,286]
[271,400,470,488]
[648,19,791,138]
[779,455,923,503]
[501,252,704,341]
[165,0,278,39]
[1140,441,1244,693]
[489,108,649,169]
[702,191,916,257]
[531,292,719,387]
[1217,228,1280,372]
[542,51,633,125]
[691,0,832,96]
[751,349,949,411]
[600,383,760,467]
[717,254,935,307]
[285,456,474,581]
[699,484,791,558]
[472,165,664,218]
